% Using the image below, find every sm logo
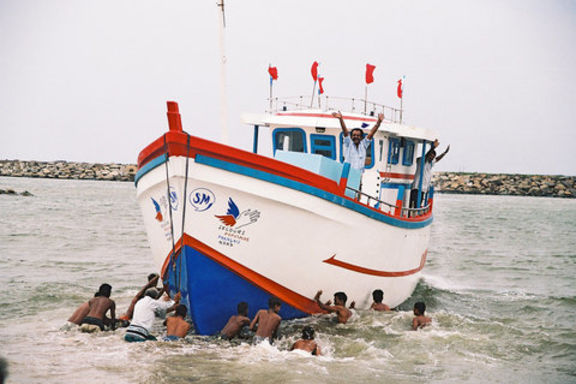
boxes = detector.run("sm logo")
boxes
[189,188,215,212]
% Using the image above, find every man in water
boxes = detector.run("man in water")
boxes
[410,139,450,210]
[370,289,391,312]
[163,304,190,341]
[220,302,250,340]
[118,273,164,326]
[290,326,321,356]
[314,290,352,324]
[412,301,432,330]
[68,291,102,326]
[124,289,180,342]
[250,297,282,344]
[332,111,384,171]
[80,283,116,332]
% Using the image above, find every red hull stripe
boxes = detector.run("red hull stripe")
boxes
[161,234,324,314]
[380,172,415,180]
[323,250,427,277]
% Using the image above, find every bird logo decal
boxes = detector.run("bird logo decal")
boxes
[151,197,163,222]
[215,198,261,229]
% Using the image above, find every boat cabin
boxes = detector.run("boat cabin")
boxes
[242,97,437,218]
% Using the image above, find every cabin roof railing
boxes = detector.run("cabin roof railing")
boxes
[266,95,403,124]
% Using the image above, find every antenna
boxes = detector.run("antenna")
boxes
[217,0,229,144]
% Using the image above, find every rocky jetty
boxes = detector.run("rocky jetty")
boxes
[0,160,574,198]
[0,160,137,182]
[433,172,575,198]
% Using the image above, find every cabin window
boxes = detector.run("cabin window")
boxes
[339,133,375,169]
[402,140,415,166]
[388,138,400,165]
[310,134,336,159]
[272,128,307,154]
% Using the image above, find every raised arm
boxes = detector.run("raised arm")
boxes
[332,111,349,137]
[435,144,450,162]
[366,113,384,140]
[314,290,335,313]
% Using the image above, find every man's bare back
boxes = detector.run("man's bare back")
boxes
[86,296,115,322]
[68,302,90,325]
[250,309,281,339]
[291,339,321,355]
[221,315,250,339]
[370,302,391,312]
[412,315,431,330]
[166,316,190,338]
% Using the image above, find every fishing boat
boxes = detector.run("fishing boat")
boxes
[135,94,437,335]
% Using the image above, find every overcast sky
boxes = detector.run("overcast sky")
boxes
[1,0,575,175]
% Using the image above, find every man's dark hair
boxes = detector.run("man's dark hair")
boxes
[302,326,315,340]
[414,301,426,314]
[268,297,281,309]
[175,304,187,317]
[98,283,112,298]
[334,292,348,305]
[148,273,159,282]
[237,302,248,316]
[350,128,364,137]
[145,288,159,299]
[372,289,383,303]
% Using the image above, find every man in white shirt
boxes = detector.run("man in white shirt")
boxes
[410,139,450,209]
[332,111,383,172]
[124,289,180,342]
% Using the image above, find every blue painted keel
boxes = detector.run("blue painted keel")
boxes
[163,245,307,335]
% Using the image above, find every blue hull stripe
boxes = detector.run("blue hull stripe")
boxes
[164,245,307,335]
[136,153,432,229]
[134,154,167,186]
[195,154,433,229]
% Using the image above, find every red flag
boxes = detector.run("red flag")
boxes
[268,66,278,80]
[365,64,376,84]
[311,61,318,81]
[397,78,403,99]
[318,77,324,94]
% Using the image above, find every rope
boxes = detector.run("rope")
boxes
[177,133,191,293]
[163,135,177,289]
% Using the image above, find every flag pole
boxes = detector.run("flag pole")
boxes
[217,0,228,144]
[400,96,403,124]
[364,85,368,114]
[269,64,273,112]
[310,81,317,107]
[269,78,273,112]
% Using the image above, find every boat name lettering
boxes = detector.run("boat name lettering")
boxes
[189,188,215,212]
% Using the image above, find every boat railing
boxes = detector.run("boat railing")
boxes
[267,95,402,124]
[346,187,431,218]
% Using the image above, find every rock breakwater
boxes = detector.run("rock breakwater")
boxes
[1,160,574,198]
[0,160,137,182]
[433,172,575,198]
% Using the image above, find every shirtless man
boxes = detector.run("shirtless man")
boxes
[412,301,432,330]
[250,297,282,344]
[163,304,190,341]
[80,284,116,332]
[314,290,352,324]
[220,302,250,340]
[370,289,391,312]
[290,326,321,356]
[68,292,100,325]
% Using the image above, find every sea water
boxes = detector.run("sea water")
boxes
[0,176,574,384]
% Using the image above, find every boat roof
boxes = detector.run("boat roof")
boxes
[242,109,437,142]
